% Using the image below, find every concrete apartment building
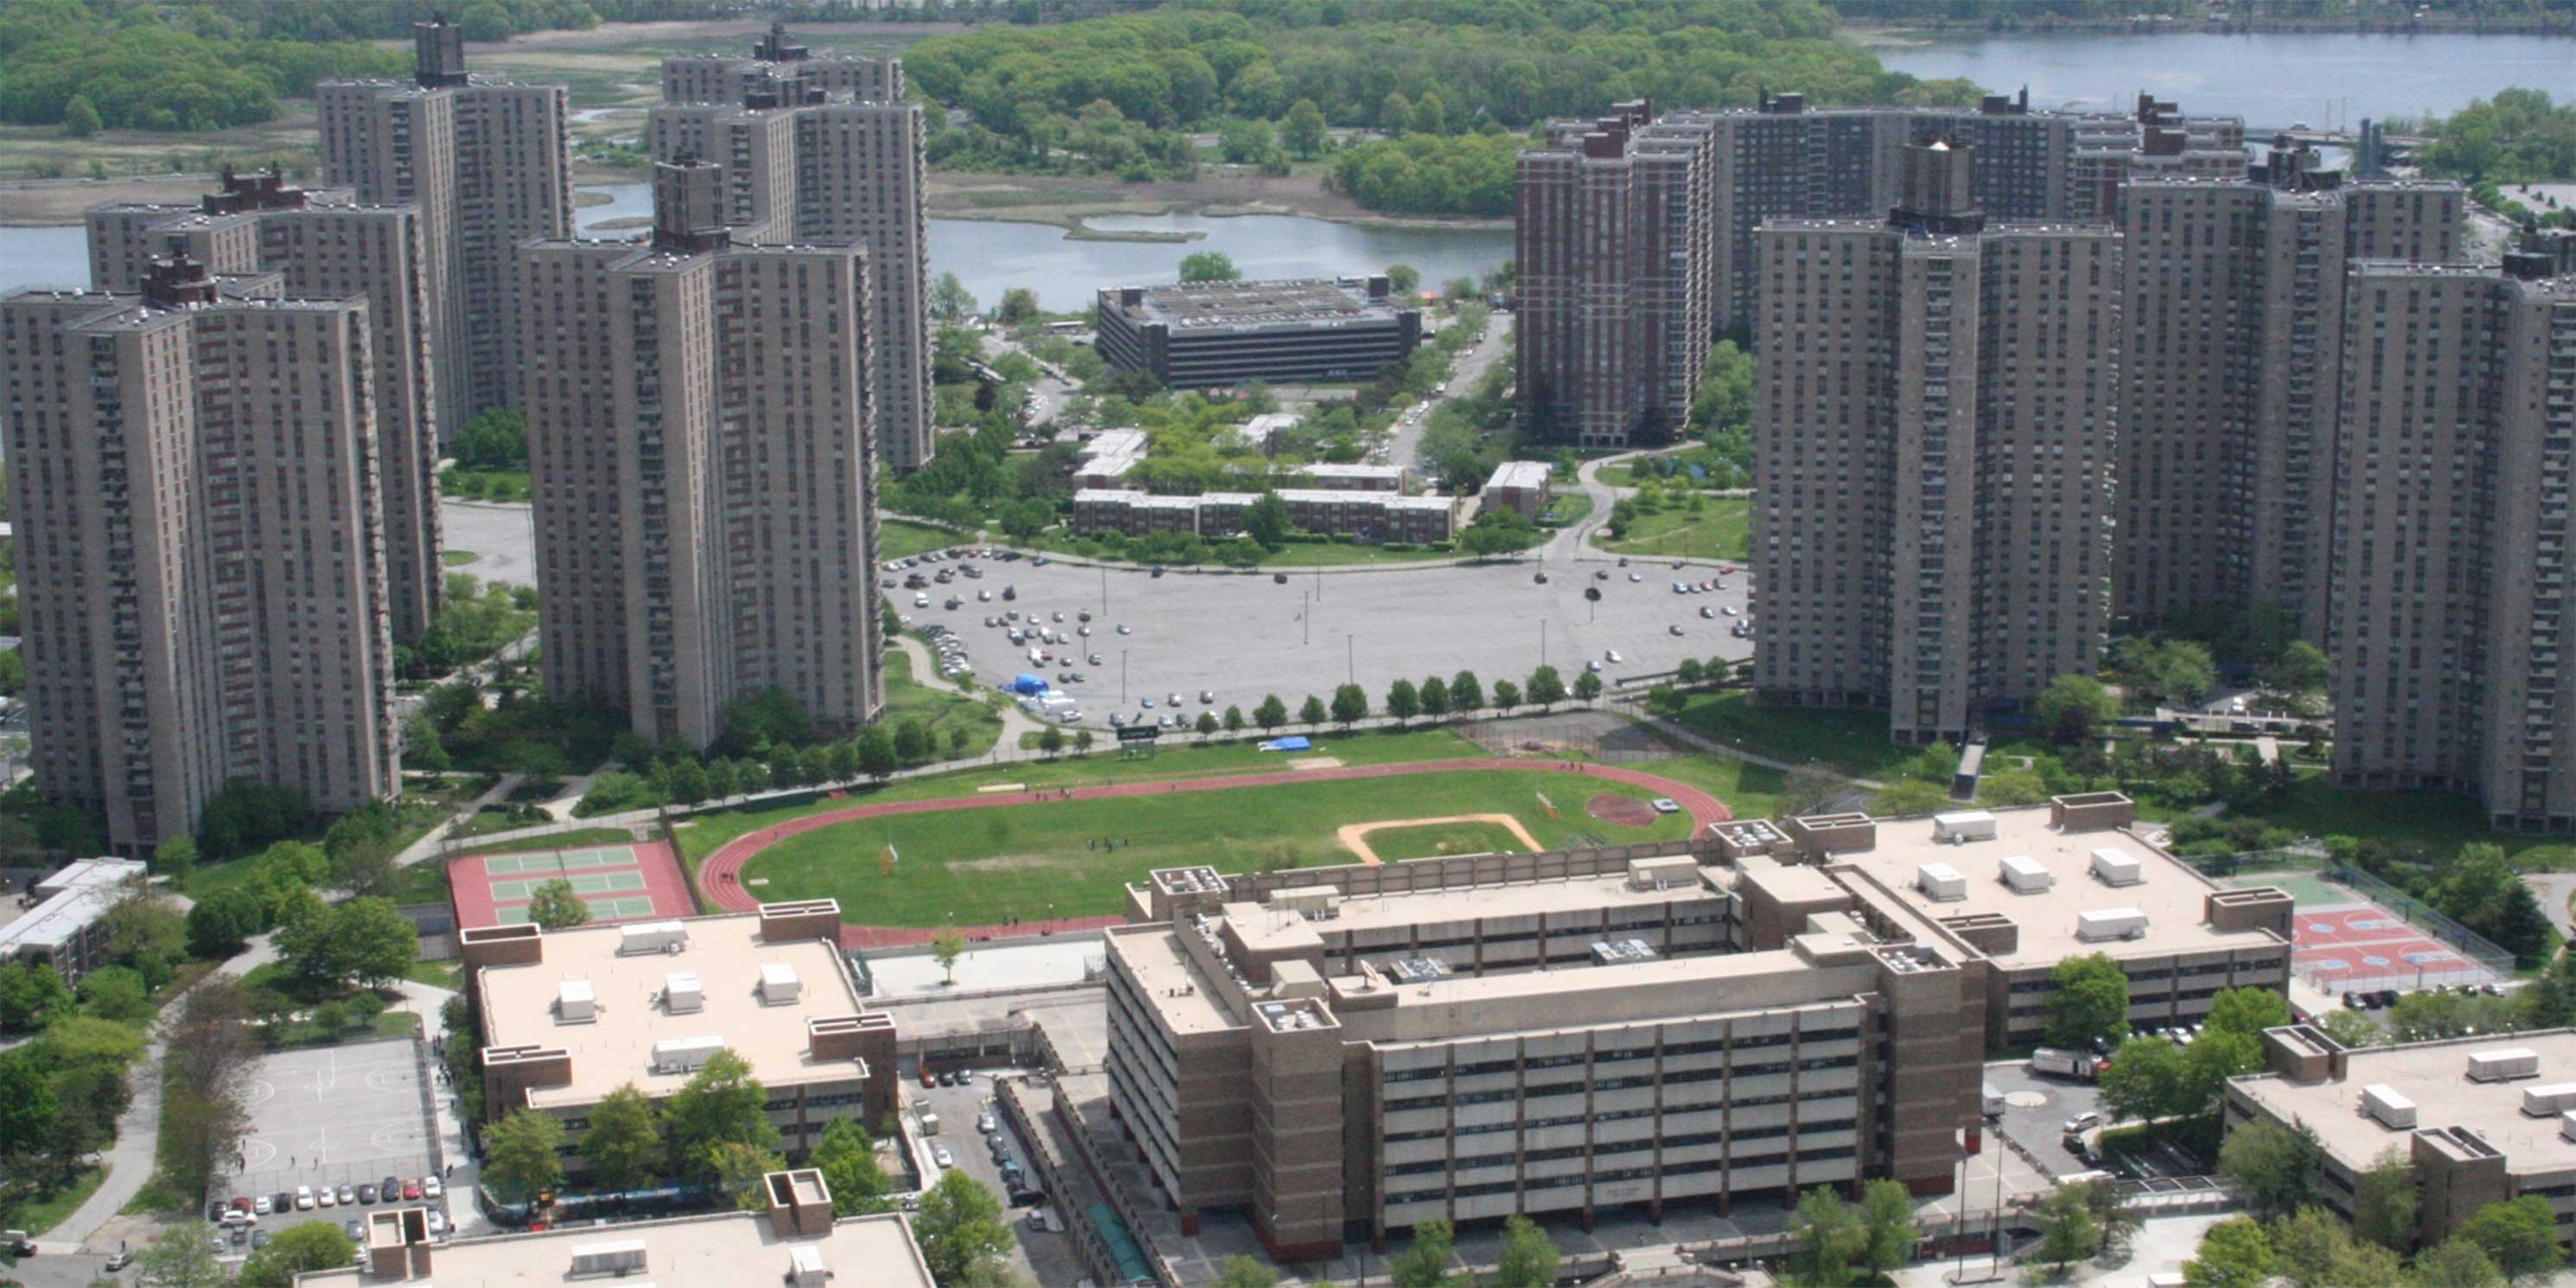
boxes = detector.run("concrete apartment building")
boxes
[1095,278,1422,389]
[2112,150,2463,638]
[461,902,898,1172]
[2226,1026,2576,1248]
[651,35,933,475]
[1072,488,1460,545]
[0,858,148,985]
[0,257,400,851]
[2329,254,2576,832]
[1100,793,2286,1257]
[1753,142,2122,744]
[297,1179,933,1287]
[1482,461,1556,518]
[318,19,571,423]
[85,169,450,645]
[515,163,883,750]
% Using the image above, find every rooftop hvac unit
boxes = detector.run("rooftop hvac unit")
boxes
[652,1035,725,1074]
[1387,957,1450,985]
[1589,938,1659,966]
[2000,854,2053,893]
[758,962,802,1004]
[664,971,703,1014]
[2564,1110,2576,1144]
[1933,811,1998,843]
[1916,863,1968,902]
[2075,908,2149,943]
[1627,855,1699,889]
[2522,1084,2576,1117]
[567,1240,648,1278]
[555,979,596,1023]
[620,921,690,955]
[2362,1083,2417,1129]
[2089,847,2144,887]
[788,1246,831,1288]
[2467,1048,2541,1082]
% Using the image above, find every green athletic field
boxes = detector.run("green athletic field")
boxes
[1361,819,1531,861]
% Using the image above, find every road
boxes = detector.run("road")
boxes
[1387,312,1514,474]
[977,331,1079,429]
[905,1071,1087,1288]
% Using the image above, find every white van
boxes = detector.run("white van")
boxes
[919,1112,942,1136]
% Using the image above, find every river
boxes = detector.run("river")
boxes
[1871,29,2576,131]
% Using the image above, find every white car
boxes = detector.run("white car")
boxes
[933,1146,955,1169]
[422,1176,443,1199]
[1605,650,1623,663]
[295,1187,316,1211]
[316,1188,335,1208]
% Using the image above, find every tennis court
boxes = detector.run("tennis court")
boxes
[449,839,695,928]
[2232,868,2512,992]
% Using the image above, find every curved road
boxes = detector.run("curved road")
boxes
[695,756,1734,938]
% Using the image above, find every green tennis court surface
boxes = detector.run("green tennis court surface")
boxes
[496,895,659,924]
[2230,870,2350,908]
[481,847,632,875]
[488,870,647,902]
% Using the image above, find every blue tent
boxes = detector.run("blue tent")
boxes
[1011,673,1050,696]
[1259,736,1311,752]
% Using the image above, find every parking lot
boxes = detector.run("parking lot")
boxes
[907,1064,1088,1288]
[1981,1059,2107,1181]
[898,551,1752,724]
[211,1038,448,1260]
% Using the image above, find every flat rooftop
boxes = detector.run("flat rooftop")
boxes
[1102,278,1408,332]
[1105,925,1237,1036]
[477,915,870,1109]
[294,1209,932,1288]
[1218,868,1721,957]
[1826,808,2275,969]
[1485,461,1553,491]
[0,858,145,958]
[2233,1030,2576,1176]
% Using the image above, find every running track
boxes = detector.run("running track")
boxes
[695,757,1734,947]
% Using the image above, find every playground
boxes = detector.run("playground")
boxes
[449,841,695,927]
[690,756,1733,944]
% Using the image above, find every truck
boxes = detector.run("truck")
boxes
[1983,1082,2005,1117]
[2031,1048,2098,1081]
[919,1112,941,1136]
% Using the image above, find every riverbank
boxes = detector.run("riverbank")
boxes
[1846,15,2575,43]
[928,169,1512,236]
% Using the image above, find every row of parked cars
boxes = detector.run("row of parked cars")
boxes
[215,1175,442,1222]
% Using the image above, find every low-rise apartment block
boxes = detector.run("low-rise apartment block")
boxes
[1100,793,2285,1257]
[1095,278,1422,389]
[461,902,896,1172]
[1482,461,1556,518]
[2226,1026,2576,1248]
[0,858,148,985]
[295,1174,932,1287]
[1071,488,1460,545]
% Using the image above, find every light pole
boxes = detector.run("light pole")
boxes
[1302,592,1310,647]
[1346,634,1355,685]
[1119,650,1128,704]
[1100,564,1108,617]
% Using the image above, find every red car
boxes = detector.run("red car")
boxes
[230,1196,252,1212]
[920,1067,936,1088]
[401,1179,423,1201]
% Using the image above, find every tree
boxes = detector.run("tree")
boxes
[1179,251,1240,283]
[2030,1183,2103,1273]
[2318,1006,2384,1049]
[665,1049,780,1179]
[1299,694,1328,725]
[180,888,258,960]
[2359,1149,2411,1247]
[1193,711,1219,736]
[1572,670,1603,703]
[1283,98,1325,158]
[1253,694,1288,730]
[1787,1185,1867,1287]
[809,1117,892,1216]
[932,271,976,322]
[1782,764,1845,816]
[1406,90,1446,137]
[2218,1118,2321,1221]
[857,726,901,780]
[932,928,966,984]
[579,1082,664,1192]
[1330,683,1368,726]
[525,878,591,930]
[1379,91,1412,135]
[1869,777,1949,815]
[1524,665,1565,708]
[2132,637,2217,707]
[1386,264,1422,296]
[0,1046,62,1170]
[2033,673,2120,745]
[1223,705,1246,732]
[996,288,1041,325]
[1243,491,1290,548]
[712,1139,790,1210]
[2044,952,2130,1051]
[1492,679,1521,712]
[2457,1196,2560,1283]
[2413,1238,2508,1288]
[150,832,200,878]
[62,93,101,137]
[2267,640,2332,695]
[2095,1035,2186,1126]
[76,965,150,1024]
[332,896,418,988]
[1037,725,1067,756]
[1857,1178,1917,1275]
[1387,1216,1456,1288]
[234,1220,355,1288]
[914,1169,1013,1287]
[2203,986,2292,1039]
[133,1224,227,1288]
[1212,1256,1278,1288]
[481,1109,567,1202]
[1449,670,1483,714]
[1645,683,1687,717]
[2184,1217,2274,1288]
[1418,676,1449,718]
[1494,1215,1558,1288]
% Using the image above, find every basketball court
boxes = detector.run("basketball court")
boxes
[2286,902,2501,991]
[449,840,695,928]
[224,1038,440,1211]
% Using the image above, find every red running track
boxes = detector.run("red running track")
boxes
[694,757,1735,948]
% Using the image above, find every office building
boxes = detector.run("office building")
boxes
[1514,100,1718,450]
[661,22,903,106]
[461,902,898,1169]
[2112,151,2462,637]
[1100,792,2282,1256]
[650,43,933,475]
[0,858,149,985]
[1,257,400,851]
[515,163,882,750]
[86,169,449,643]
[2226,1026,2576,1247]
[318,18,571,422]
[1753,142,2122,744]
[296,1181,933,1287]
[2329,255,2576,832]
[1094,278,1422,389]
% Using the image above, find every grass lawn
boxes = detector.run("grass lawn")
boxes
[1539,493,1594,530]
[1669,690,1915,778]
[1364,819,1530,861]
[883,649,1003,759]
[441,550,481,566]
[2222,775,2576,867]
[734,765,1699,925]
[404,959,463,991]
[183,799,459,902]
[1595,496,1750,562]
[456,826,639,858]
[441,468,532,503]
[386,862,450,907]
[880,518,965,564]
[3,1163,107,1236]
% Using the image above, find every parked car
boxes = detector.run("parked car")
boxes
[381,1176,401,1200]
[933,1146,955,1170]
[359,1184,378,1205]
[422,1176,442,1200]
[296,1187,316,1210]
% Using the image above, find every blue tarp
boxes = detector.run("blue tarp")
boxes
[1011,673,1050,696]
[1259,736,1311,752]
